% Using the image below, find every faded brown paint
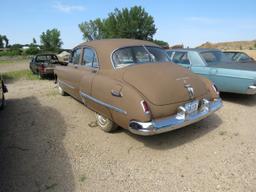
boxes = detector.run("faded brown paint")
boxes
[55,39,219,129]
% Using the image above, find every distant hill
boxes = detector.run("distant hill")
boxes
[198,40,256,50]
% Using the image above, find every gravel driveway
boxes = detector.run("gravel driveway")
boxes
[0,80,255,192]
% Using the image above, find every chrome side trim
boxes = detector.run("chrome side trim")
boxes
[58,80,75,89]
[80,91,127,115]
[247,85,256,95]
[128,98,222,136]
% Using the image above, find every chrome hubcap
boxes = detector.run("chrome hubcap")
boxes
[97,114,107,125]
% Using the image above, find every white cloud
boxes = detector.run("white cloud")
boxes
[53,1,85,13]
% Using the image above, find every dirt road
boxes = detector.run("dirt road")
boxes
[0,80,256,192]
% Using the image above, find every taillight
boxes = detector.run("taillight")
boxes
[39,64,45,72]
[140,100,150,115]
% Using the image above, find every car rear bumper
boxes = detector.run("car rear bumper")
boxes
[247,85,256,95]
[128,98,222,136]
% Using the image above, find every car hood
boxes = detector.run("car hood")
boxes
[208,61,256,71]
[122,62,208,106]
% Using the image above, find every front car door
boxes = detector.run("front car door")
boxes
[59,48,82,98]
[78,47,99,104]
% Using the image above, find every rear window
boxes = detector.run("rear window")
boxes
[36,55,58,62]
[112,46,170,69]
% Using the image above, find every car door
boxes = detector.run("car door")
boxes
[59,48,82,98]
[76,47,99,102]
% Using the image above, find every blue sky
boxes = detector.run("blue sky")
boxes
[1,0,256,48]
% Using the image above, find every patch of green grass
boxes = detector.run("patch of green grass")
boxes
[2,70,40,81]
[0,59,28,65]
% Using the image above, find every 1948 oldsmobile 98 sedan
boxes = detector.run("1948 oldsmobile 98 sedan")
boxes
[55,39,222,135]
[167,49,256,95]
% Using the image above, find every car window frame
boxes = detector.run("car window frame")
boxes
[171,51,191,66]
[81,46,100,69]
[69,48,82,66]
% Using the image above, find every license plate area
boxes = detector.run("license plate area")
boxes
[184,100,199,114]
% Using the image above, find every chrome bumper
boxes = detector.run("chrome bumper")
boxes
[247,85,256,95]
[128,98,222,136]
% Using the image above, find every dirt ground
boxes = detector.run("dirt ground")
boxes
[0,78,255,192]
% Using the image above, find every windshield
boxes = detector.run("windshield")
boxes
[112,46,170,68]
[224,52,253,62]
[200,51,231,65]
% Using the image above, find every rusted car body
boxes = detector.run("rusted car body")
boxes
[55,39,222,135]
[30,53,67,78]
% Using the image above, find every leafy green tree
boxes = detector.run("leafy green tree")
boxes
[79,6,157,41]
[0,35,9,48]
[104,6,156,40]
[40,29,63,52]
[79,18,104,41]
[32,38,37,45]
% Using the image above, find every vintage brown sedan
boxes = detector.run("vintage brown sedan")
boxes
[54,39,222,135]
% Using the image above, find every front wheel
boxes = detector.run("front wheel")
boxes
[95,113,118,132]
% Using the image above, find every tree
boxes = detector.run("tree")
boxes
[32,38,37,45]
[79,18,104,41]
[0,35,9,48]
[40,29,63,52]
[79,6,157,41]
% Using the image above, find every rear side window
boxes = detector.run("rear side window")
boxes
[81,48,99,68]
[172,52,190,65]
[71,49,81,64]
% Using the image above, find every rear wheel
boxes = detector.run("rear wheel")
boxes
[95,113,118,132]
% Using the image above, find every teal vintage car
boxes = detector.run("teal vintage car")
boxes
[167,49,256,95]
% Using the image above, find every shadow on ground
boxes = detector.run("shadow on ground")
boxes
[0,97,75,192]
[123,114,222,150]
[220,92,256,106]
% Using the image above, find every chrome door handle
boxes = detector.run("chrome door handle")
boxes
[111,90,122,97]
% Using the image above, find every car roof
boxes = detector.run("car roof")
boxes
[167,48,221,53]
[74,39,159,70]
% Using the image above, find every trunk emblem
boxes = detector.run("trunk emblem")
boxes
[184,84,195,99]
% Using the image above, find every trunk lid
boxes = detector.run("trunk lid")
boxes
[122,62,208,106]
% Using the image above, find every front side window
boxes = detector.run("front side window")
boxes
[82,48,99,68]
[112,46,169,68]
[172,52,190,65]
[71,49,81,64]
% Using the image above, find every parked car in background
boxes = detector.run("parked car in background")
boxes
[223,51,255,63]
[0,77,8,109]
[167,49,256,95]
[55,39,222,136]
[30,53,67,78]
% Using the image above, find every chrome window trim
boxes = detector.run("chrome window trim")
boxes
[58,80,75,90]
[80,91,127,115]
[110,45,168,70]
[81,46,100,69]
